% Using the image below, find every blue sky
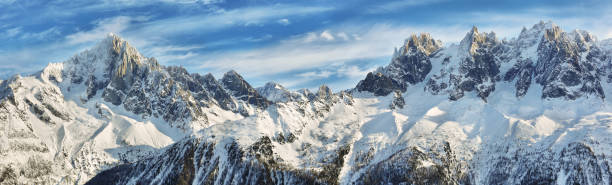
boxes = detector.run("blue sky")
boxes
[1,0,611,91]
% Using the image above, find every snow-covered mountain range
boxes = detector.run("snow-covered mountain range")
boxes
[1,21,612,185]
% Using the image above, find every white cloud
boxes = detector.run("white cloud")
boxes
[65,16,134,45]
[1,26,61,41]
[291,30,360,43]
[4,27,22,38]
[336,32,349,41]
[320,30,335,41]
[157,51,198,62]
[20,27,62,40]
[142,44,203,63]
[277,18,290,26]
[271,64,379,91]
[145,45,203,54]
[297,70,333,78]
[336,65,375,78]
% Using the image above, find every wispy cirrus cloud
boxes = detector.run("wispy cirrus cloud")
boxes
[20,27,62,40]
[128,4,333,37]
[297,70,334,79]
[277,18,291,26]
[196,23,468,78]
[54,3,334,66]
[3,27,22,38]
[367,0,449,14]
[65,16,150,45]
[274,63,379,90]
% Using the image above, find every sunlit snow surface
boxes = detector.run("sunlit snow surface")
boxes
[176,79,612,184]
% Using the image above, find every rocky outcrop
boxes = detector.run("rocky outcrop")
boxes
[535,26,605,99]
[359,21,610,101]
[481,142,611,185]
[356,33,441,96]
[221,70,271,109]
[195,73,237,110]
[256,82,307,103]
[356,142,468,185]
[85,137,350,185]
[356,72,405,96]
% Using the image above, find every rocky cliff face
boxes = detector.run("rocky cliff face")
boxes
[221,70,271,112]
[357,33,442,96]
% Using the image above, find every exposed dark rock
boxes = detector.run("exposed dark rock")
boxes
[484,142,611,185]
[454,26,503,100]
[196,73,236,111]
[356,142,468,185]
[535,25,605,100]
[316,85,334,101]
[356,33,440,96]
[504,59,534,97]
[390,91,405,109]
[86,137,337,185]
[359,21,609,101]
[221,70,271,109]
[356,72,405,96]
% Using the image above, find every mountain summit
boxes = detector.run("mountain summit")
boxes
[1,21,612,185]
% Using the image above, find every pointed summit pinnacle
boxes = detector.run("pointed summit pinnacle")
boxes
[470,26,479,34]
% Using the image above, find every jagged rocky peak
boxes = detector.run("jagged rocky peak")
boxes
[571,29,597,52]
[297,88,316,100]
[358,20,611,101]
[97,33,160,74]
[403,33,442,56]
[221,70,271,108]
[192,72,236,110]
[316,84,333,99]
[107,34,161,78]
[533,23,606,99]
[263,81,284,89]
[221,70,251,95]
[356,34,440,96]
[459,26,499,56]
[543,24,562,42]
[221,70,244,84]
[256,82,301,103]
[514,20,555,49]
[52,33,160,103]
